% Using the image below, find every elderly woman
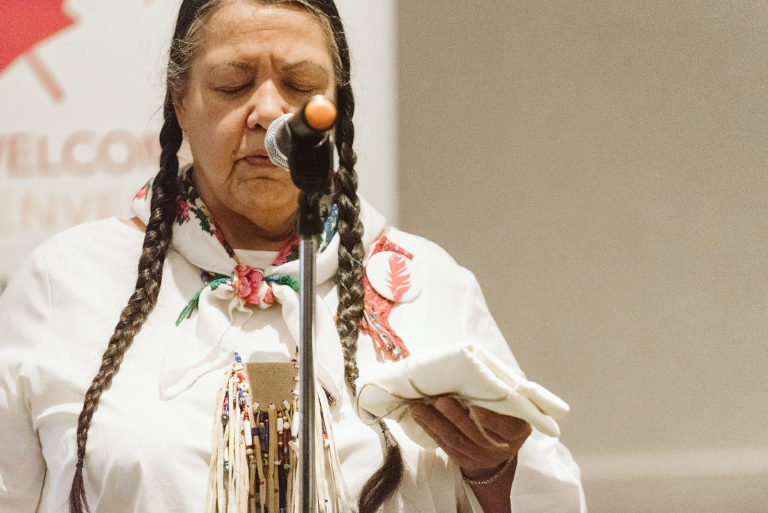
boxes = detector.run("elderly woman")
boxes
[0,1,585,512]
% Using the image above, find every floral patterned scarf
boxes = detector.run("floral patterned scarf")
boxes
[135,167,337,316]
[130,165,386,401]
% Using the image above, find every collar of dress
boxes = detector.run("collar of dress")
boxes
[130,167,386,402]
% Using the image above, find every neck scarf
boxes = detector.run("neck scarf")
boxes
[131,166,386,402]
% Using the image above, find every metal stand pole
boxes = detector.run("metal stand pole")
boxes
[298,234,317,513]
[281,94,336,513]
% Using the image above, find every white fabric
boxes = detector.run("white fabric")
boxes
[356,342,570,444]
[130,174,351,402]
[0,200,586,513]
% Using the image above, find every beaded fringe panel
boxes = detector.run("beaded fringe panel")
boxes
[205,354,351,513]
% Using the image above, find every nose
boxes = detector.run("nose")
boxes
[245,80,287,131]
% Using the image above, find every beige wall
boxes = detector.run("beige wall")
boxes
[397,2,768,511]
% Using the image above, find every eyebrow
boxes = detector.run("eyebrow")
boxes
[207,60,330,76]
[208,61,253,73]
[281,60,330,76]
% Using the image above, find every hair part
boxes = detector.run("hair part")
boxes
[167,0,345,101]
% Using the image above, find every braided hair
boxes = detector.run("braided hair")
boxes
[68,95,182,513]
[68,2,402,512]
[322,3,405,511]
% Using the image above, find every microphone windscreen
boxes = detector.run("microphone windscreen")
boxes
[265,113,292,170]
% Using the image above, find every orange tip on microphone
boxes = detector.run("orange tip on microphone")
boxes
[304,96,337,131]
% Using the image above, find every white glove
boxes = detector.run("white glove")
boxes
[356,342,569,448]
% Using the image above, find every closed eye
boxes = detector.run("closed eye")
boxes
[215,84,251,95]
[285,83,317,93]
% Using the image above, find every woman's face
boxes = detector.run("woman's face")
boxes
[175,1,335,249]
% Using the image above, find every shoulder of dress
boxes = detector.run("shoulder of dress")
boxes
[39,217,142,252]
[368,227,464,269]
[26,218,145,277]
[363,227,482,299]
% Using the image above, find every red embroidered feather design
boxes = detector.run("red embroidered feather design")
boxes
[360,235,413,360]
[386,253,411,302]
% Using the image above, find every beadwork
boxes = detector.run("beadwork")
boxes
[205,353,350,513]
[360,236,413,360]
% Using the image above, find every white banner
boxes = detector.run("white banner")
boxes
[0,0,396,293]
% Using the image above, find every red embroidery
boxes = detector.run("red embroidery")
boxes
[386,253,411,302]
[273,235,300,266]
[233,265,263,305]
[360,236,412,360]
[262,287,275,306]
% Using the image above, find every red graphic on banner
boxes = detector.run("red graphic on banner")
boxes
[0,0,77,102]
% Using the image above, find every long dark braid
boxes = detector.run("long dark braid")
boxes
[332,100,365,391]
[324,4,404,512]
[334,90,403,513]
[68,97,182,513]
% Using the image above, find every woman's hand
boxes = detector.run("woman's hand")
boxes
[410,396,531,513]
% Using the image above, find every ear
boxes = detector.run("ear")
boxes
[171,89,187,132]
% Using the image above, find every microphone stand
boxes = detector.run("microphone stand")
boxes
[284,96,336,513]
[298,191,320,513]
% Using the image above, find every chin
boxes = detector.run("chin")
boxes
[236,193,298,215]
[238,175,296,194]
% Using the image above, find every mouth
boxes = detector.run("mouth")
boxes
[240,153,276,167]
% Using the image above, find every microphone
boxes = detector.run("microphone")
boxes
[265,112,292,170]
[265,95,337,171]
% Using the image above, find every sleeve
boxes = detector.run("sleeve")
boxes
[0,252,49,512]
[457,269,587,513]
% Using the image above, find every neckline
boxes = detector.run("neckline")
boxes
[233,248,281,270]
